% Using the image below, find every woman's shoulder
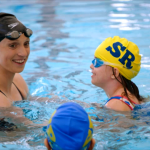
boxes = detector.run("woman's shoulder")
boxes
[105,98,132,111]
[13,73,28,99]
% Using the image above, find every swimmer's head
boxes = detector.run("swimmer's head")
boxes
[43,102,95,150]
[0,12,33,42]
[94,36,141,80]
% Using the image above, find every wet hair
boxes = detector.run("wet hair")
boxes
[112,68,144,102]
[0,118,17,131]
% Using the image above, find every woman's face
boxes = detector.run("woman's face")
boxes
[0,33,30,73]
[90,60,112,88]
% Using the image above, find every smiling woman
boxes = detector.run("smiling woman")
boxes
[0,12,33,107]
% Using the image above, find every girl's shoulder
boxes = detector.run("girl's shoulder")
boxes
[105,95,136,111]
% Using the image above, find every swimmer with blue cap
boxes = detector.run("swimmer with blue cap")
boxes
[43,102,95,150]
[90,36,145,111]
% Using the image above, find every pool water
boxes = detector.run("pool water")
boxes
[0,0,150,149]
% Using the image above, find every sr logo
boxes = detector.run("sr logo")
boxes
[106,42,135,69]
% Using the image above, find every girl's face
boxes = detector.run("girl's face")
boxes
[90,58,112,88]
[0,34,30,74]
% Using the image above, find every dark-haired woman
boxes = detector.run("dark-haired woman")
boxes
[90,36,144,111]
[0,12,32,107]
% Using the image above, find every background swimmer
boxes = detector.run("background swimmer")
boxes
[0,12,32,107]
[90,36,144,111]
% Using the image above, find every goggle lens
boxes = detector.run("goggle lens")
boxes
[6,31,21,40]
[25,28,33,37]
[92,58,104,68]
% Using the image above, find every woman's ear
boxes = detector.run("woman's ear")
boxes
[112,67,120,78]
[44,138,51,150]
[88,138,95,150]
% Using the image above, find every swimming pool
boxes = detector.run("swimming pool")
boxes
[0,0,150,149]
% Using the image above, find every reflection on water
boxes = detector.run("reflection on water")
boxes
[1,100,150,150]
[0,0,150,149]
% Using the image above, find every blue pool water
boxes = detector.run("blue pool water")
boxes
[0,0,150,149]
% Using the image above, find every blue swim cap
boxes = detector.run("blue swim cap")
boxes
[43,102,93,150]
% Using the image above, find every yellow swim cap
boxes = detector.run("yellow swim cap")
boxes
[94,36,141,80]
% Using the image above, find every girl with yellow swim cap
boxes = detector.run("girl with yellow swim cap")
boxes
[90,36,144,111]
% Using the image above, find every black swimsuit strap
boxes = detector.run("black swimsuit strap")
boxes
[0,83,24,100]
[0,90,7,97]
[12,82,24,100]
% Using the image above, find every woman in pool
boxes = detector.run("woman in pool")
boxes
[0,12,32,107]
[90,36,144,111]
